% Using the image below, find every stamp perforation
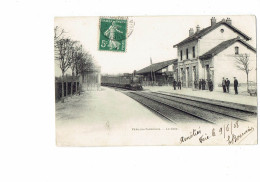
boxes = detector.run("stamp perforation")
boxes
[98,16,134,53]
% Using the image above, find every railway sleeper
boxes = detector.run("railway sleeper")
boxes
[130,92,244,124]
[148,92,255,121]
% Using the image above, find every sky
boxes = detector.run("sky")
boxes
[54,15,256,76]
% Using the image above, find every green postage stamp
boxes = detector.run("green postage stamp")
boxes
[99,17,128,52]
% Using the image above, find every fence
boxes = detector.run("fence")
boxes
[55,76,80,102]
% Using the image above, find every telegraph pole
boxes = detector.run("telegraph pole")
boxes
[150,57,154,85]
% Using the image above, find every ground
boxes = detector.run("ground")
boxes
[55,85,257,146]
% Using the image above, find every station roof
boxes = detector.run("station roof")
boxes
[136,59,177,75]
[199,37,256,60]
[173,19,251,48]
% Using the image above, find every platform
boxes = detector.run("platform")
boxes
[143,86,257,114]
[55,86,184,146]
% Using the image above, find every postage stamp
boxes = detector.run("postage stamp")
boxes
[99,17,128,52]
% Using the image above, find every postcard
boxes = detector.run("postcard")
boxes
[55,15,257,146]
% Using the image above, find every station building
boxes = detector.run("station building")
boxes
[173,17,256,91]
[137,59,178,85]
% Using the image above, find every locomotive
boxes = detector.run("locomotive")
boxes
[101,73,143,90]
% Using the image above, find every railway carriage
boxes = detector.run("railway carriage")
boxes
[101,74,143,90]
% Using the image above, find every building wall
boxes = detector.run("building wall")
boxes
[213,41,256,91]
[177,40,198,61]
[168,64,173,71]
[176,60,199,87]
[176,23,256,90]
[176,40,200,87]
[199,24,248,55]
[173,62,178,80]
[160,63,174,73]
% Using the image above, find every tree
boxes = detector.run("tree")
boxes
[70,45,82,95]
[54,26,65,41]
[78,51,94,84]
[235,53,252,92]
[54,26,96,99]
[55,38,76,102]
[70,45,95,93]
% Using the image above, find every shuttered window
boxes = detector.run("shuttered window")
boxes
[235,46,239,55]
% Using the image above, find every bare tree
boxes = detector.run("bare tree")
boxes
[69,45,95,93]
[70,45,82,95]
[54,26,96,99]
[235,53,252,92]
[55,38,76,102]
[84,53,95,84]
[54,26,65,41]
[74,46,83,78]
[78,51,94,83]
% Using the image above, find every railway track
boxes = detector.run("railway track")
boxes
[106,86,131,92]
[123,91,256,124]
[102,85,140,91]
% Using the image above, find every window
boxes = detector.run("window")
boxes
[180,50,183,60]
[220,29,224,33]
[235,46,239,55]
[186,48,189,59]
[192,46,195,58]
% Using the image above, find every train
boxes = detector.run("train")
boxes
[101,73,143,90]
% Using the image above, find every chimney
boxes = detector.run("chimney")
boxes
[226,17,232,25]
[211,17,216,26]
[196,25,200,32]
[189,28,194,36]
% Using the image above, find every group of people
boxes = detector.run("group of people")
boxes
[173,77,238,94]
[173,79,213,91]
[222,77,239,94]
[194,79,213,91]
[172,79,182,90]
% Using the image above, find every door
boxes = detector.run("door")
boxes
[206,65,210,80]
[186,67,189,87]
[193,66,196,88]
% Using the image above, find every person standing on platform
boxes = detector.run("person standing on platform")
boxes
[234,77,239,94]
[202,79,206,90]
[199,79,202,90]
[208,79,213,91]
[222,77,226,93]
[78,83,82,95]
[194,79,198,89]
[178,80,181,90]
[225,78,230,93]
[173,79,177,90]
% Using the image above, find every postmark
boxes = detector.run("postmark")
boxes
[98,17,134,52]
